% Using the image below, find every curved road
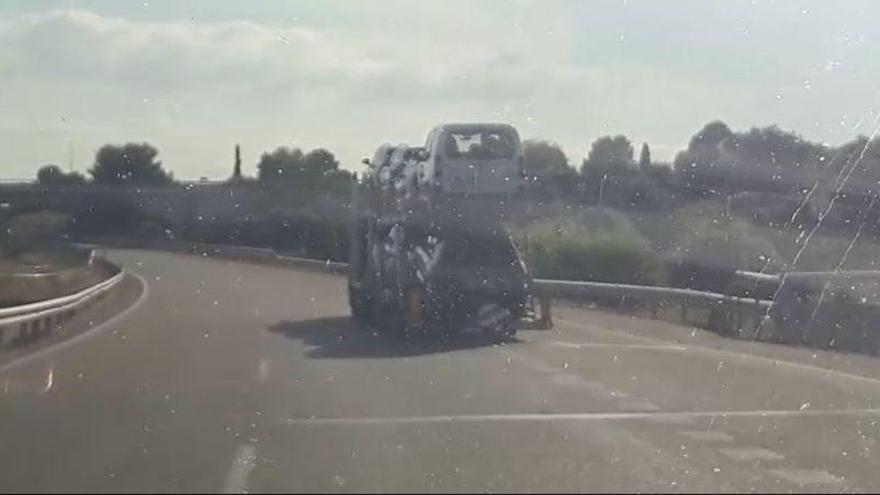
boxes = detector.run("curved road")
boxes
[2,249,880,492]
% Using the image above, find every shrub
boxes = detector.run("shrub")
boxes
[669,201,780,272]
[70,195,141,238]
[515,208,668,285]
[3,211,72,255]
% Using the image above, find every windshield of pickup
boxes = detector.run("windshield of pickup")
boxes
[443,130,517,160]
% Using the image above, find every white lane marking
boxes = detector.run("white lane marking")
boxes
[281,408,880,426]
[679,430,734,442]
[546,341,686,351]
[222,444,258,494]
[719,447,784,462]
[644,415,694,425]
[0,273,150,375]
[556,316,880,388]
[40,366,54,394]
[770,468,843,486]
[618,399,660,412]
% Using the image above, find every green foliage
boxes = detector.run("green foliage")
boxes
[36,164,87,187]
[638,143,651,168]
[2,211,72,255]
[256,146,351,204]
[582,135,635,175]
[523,140,571,178]
[669,201,779,272]
[515,208,667,285]
[189,195,352,262]
[90,143,173,186]
[673,121,830,194]
[257,146,306,185]
[522,140,579,197]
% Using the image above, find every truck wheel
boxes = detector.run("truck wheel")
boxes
[376,302,408,339]
[349,287,373,327]
[483,322,516,343]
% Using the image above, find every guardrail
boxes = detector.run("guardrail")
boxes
[0,255,124,348]
[172,242,349,275]
[534,278,773,336]
[74,240,880,355]
[108,240,774,335]
[0,251,99,305]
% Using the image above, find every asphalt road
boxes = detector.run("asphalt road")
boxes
[2,249,880,493]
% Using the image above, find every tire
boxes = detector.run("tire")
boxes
[349,286,373,327]
[479,305,517,343]
[375,301,408,338]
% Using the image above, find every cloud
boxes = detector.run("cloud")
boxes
[1,2,878,179]
[0,6,586,101]
[0,5,612,177]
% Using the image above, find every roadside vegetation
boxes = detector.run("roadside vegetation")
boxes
[514,208,668,286]
[5,118,880,283]
[0,211,85,274]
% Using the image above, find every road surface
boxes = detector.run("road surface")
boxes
[1,249,880,493]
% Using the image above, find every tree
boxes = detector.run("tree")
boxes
[638,143,651,169]
[673,120,734,173]
[523,140,570,178]
[522,140,578,198]
[233,144,242,180]
[302,148,339,174]
[689,120,733,151]
[36,164,86,187]
[89,143,173,186]
[256,146,351,202]
[673,121,829,195]
[302,148,340,190]
[257,146,304,186]
[582,135,635,175]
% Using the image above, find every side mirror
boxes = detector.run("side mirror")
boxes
[361,158,371,166]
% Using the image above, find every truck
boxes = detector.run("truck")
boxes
[347,123,545,341]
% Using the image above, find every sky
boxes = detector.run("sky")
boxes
[1,0,879,180]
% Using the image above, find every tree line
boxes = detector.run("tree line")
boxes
[33,119,880,215]
[521,120,880,215]
[33,142,353,195]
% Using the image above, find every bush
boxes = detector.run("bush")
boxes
[70,195,142,238]
[515,208,668,285]
[669,201,780,272]
[286,210,350,262]
[2,211,72,255]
